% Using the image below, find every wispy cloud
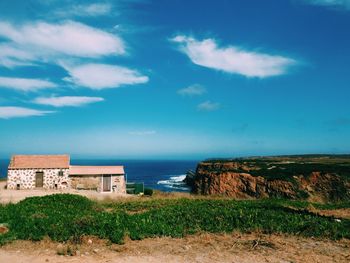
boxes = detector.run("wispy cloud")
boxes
[62,63,149,89]
[0,106,53,119]
[0,43,37,68]
[33,96,104,107]
[0,20,125,60]
[0,18,149,116]
[0,77,56,92]
[177,84,206,96]
[303,0,350,9]
[171,35,296,78]
[129,130,157,135]
[54,3,113,17]
[197,101,220,111]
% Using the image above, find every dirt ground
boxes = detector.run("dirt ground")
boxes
[0,181,132,204]
[318,209,350,219]
[1,232,349,263]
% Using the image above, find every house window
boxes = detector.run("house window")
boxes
[58,170,64,176]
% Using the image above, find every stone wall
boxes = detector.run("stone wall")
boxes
[7,168,70,190]
[112,175,126,194]
[70,174,126,193]
[70,175,100,190]
[7,168,126,194]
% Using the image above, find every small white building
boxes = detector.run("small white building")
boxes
[7,155,126,193]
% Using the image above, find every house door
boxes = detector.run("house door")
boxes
[35,171,44,188]
[103,175,111,192]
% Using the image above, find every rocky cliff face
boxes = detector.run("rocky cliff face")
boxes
[187,158,350,202]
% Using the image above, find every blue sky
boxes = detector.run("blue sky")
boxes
[0,0,349,159]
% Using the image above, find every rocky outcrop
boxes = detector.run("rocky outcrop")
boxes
[188,160,350,202]
[296,172,349,202]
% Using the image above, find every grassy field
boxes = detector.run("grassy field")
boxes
[0,194,349,245]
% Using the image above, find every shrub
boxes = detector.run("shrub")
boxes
[144,188,153,196]
[0,194,349,245]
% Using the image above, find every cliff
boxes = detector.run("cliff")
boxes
[186,155,350,202]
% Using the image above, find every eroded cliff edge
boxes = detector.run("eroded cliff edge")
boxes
[186,155,350,202]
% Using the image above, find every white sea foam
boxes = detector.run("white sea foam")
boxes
[157,174,190,191]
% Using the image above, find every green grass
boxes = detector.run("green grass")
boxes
[0,194,349,245]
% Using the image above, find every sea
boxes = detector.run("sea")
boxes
[0,159,198,192]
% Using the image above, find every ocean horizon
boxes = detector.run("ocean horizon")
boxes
[0,159,198,192]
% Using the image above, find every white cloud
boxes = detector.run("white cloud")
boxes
[197,101,220,111]
[303,0,350,9]
[0,106,53,119]
[54,3,112,17]
[171,35,296,78]
[177,84,206,96]
[0,20,125,59]
[0,43,37,68]
[33,96,104,107]
[128,130,157,135]
[0,77,56,92]
[63,63,149,89]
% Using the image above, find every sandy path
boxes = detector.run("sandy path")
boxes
[0,181,132,204]
[1,233,349,263]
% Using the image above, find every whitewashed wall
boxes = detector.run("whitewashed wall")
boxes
[7,168,70,190]
[7,169,126,193]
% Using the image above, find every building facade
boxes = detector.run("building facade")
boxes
[69,165,126,193]
[7,155,126,194]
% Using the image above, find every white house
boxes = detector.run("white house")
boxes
[7,155,126,193]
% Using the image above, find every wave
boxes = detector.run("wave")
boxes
[157,174,190,191]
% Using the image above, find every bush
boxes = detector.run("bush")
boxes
[144,188,153,196]
[0,194,349,245]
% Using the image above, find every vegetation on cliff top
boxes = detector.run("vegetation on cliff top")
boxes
[0,194,349,245]
[201,154,350,181]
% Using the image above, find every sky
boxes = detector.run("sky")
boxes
[0,0,349,159]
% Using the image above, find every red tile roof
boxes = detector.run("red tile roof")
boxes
[69,165,125,175]
[9,155,70,169]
